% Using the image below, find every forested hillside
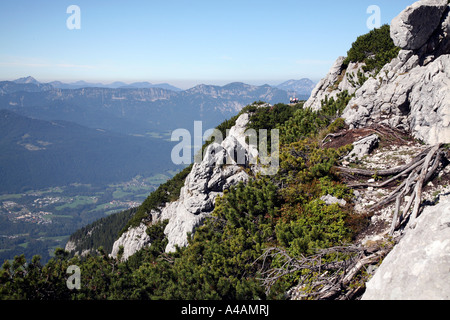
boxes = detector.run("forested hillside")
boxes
[2,21,448,301]
[0,90,361,299]
[0,26,383,300]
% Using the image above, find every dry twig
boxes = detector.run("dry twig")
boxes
[335,144,446,234]
[255,244,392,300]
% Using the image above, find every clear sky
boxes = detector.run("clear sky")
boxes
[0,0,415,89]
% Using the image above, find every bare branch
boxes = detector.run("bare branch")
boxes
[255,244,392,299]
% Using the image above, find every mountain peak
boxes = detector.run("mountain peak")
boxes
[13,76,40,85]
[276,78,316,95]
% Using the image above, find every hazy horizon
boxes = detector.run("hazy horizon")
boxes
[1,0,415,90]
[3,75,320,90]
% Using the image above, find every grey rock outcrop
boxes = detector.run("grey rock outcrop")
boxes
[345,134,379,162]
[362,195,450,300]
[64,240,77,253]
[305,0,450,145]
[320,194,347,207]
[342,50,450,145]
[305,56,346,111]
[111,112,260,259]
[305,57,371,111]
[161,113,259,253]
[390,0,448,50]
[341,0,450,145]
[110,223,151,260]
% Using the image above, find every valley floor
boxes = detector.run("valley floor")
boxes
[0,172,177,263]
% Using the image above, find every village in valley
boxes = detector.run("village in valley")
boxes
[0,173,174,262]
[0,174,169,225]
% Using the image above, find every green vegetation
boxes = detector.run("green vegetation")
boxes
[0,174,173,264]
[343,24,400,74]
[1,27,394,301]
[1,94,367,300]
[54,196,97,211]
[67,208,137,255]
[280,91,352,145]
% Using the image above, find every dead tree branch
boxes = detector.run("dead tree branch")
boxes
[255,244,392,300]
[336,144,446,235]
[334,146,433,178]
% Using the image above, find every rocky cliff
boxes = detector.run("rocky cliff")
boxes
[110,0,450,297]
[111,112,260,260]
[306,0,450,299]
[307,0,450,145]
[305,57,371,111]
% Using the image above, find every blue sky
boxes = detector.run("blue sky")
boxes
[0,0,415,89]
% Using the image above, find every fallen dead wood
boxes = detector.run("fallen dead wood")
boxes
[346,157,425,189]
[255,244,392,300]
[336,144,446,235]
[321,131,347,145]
[334,146,433,178]
[259,144,448,300]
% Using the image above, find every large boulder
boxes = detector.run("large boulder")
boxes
[390,0,448,50]
[344,133,379,162]
[362,196,450,300]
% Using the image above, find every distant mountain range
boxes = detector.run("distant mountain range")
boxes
[49,80,183,91]
[0,77,314,136]
[10,76,182,91]
[0,76,316,191]
[0,77,53,94]
[7,76,316,94]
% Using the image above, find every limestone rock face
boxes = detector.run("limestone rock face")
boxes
[161,113,258,253]
[343,53,450,144]
[306,0,450,145]
[111,112,259,259]
[362,196,450,300]
[305,56,345,111]
[110,223,151,261]
[341,0,450,145]
[390,0,448,50]
[305,57,371,111]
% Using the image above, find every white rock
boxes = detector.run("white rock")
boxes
[110,112,260,258]
[345,134,379,162]
[320,194,347,207]
[343,54,450,144]
[304,56,346,111]
[306,0,450,145]
[390,0,448,50]
[362,196,450,300]
[110,223,151,261]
